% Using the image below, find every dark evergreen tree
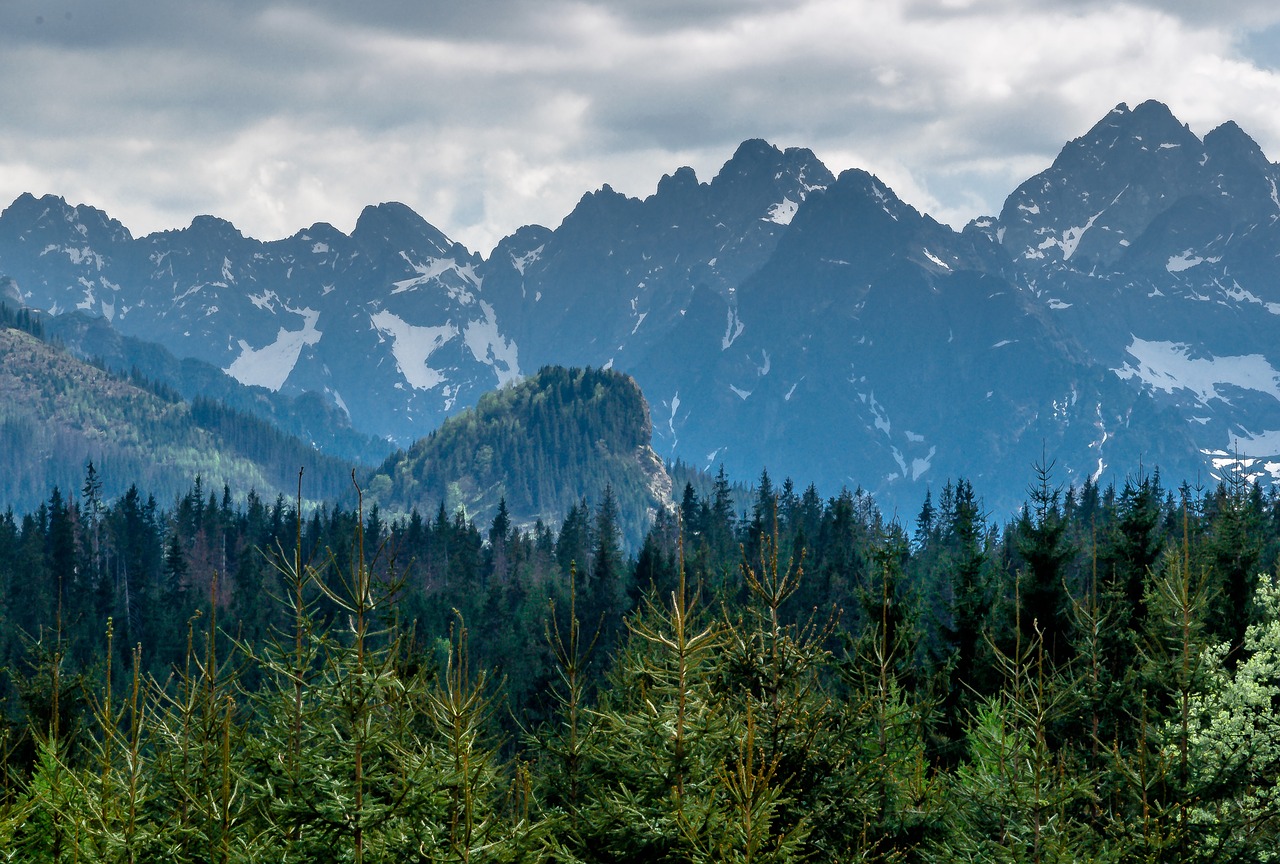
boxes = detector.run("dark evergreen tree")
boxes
[934,478,992,766]
[1200,464,1266,667]
[586,486,626,639]
[1012,459,1077,667]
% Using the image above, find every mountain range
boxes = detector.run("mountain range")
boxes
[3,99,1277,517]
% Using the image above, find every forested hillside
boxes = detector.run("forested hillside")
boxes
[3,459,1280,860]
[0,308,359,509]
[43,310,392,467]
[368,366,672,545]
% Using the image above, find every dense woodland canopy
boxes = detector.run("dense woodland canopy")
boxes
[2,459,1280,861]
[367,365,666,546]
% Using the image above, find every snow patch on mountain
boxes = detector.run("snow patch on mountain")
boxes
[392,255,477,294]
[912,446,936,480]
[922,249,950,270]
[1166,251,1213,272]
[722,307,744,349]
[1201,450,1275,483]
[462,300,521,385]
[1223,282,1280,315]
[1058,212,1103,260]
[869,181,898,220]
[369,310,457,390]
[248,290,278,312]
[225,307,322,391]
[765,197,798,225]
[891,446,907,478]
[511,245,543,275]
[1233,428,1280,459]
[862,391,890,435]
[76,280,96,311]
[1113,337,1280,404]
[330,389,350,417]
[58,246,104,270]
[1089,403,1110,482]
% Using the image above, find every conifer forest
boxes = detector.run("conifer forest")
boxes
[3,459,1280,862]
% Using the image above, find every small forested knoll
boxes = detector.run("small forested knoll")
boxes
[0,314,360,509]
[368,365,671,545]
[5,461,1280,861]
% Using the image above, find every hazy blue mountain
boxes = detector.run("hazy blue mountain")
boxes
[994,100,1280,489]
[4,101,1278,516]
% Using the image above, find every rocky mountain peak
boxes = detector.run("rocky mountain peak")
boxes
[723,137,780,168]
[655,164,700,197]
[7,107,1280,517]
[184,214,246,242]
[351,201,455,256]
[0,193,132,247]
[710,139,834,197]
[996,100,1231,269]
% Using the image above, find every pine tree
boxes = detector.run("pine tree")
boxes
[1013,458,1077,667]
[934,478,992,766]
[586,486,625,635]
[580,538,725,861]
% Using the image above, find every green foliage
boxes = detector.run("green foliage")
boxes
[4,460,1280,862]
[368,367,667,547]
[1173,571,1280,861]
[0,325,357,512]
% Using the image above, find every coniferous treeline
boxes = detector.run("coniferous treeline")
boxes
[0,300,44,340]
[3,460,1280,860]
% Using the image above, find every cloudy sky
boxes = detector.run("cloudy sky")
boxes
[3,0,1280,253]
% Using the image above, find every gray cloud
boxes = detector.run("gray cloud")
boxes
[1,0,1279,253]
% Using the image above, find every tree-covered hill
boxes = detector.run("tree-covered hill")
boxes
[0,308,359,509]
[367,365,672,544]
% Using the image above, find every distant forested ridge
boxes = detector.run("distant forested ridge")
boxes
[3,459,1280,860]
[42,309,393,467]
[0,306,360,509]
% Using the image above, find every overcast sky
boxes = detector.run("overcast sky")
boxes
[3,0,1280,254]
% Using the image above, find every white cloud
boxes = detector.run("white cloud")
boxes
[1,0,1280,253]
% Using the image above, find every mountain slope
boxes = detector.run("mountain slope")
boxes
[0,197,521,445]
[0,310,358,510]
[42,309,392,466]
[995,100,1280,485]
[366,366,672,543]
